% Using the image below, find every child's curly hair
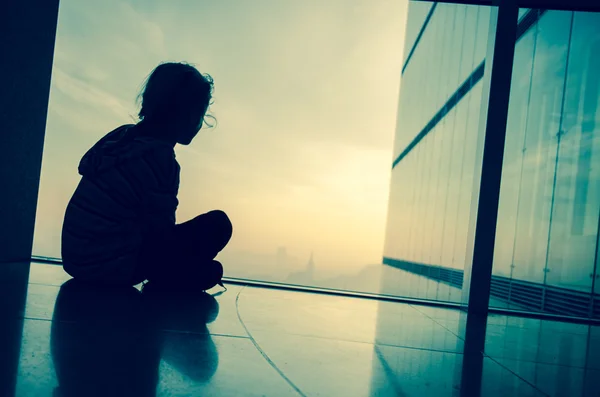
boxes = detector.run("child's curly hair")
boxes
[137,62,215,127]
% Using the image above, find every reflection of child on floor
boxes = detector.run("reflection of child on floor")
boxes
[61,62,232,290]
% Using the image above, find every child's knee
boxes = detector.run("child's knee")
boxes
[207,210,232,241]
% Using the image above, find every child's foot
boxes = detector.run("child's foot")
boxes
[198,259,224,291]
[143,259,224,293]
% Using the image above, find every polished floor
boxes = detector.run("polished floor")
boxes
[1,262,598,397]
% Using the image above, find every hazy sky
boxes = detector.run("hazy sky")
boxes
[34,0,408,280]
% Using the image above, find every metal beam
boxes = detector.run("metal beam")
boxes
[517,0,600,12]
[462,0,519,315]
[412,0,600,12]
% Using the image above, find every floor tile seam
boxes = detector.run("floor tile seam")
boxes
[235,285,307,397]
[375,341,464,355]
[485,325,592,336]
[408,307,594,372]
[480,353,592,370]
[160,330,251,339]
[373,345,411,396]
[244,329,464,355]
[407,307,558,395]
[19,317,250,339]
[407,304,465,340]
[482,354,552,396]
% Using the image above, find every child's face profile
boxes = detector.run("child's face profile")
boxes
[176,110,205,145]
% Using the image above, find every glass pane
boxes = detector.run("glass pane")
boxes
[436,4,459,108]
[511,11,571,286]
[474,6,491,65]
[396,1,445,156]
[546,11,600,293]
[403,1,434,64]
[458,6,479,85]
[412,146,424,263]
[383,2,490,303]
[493,24,536,281]
[457,82,484,276]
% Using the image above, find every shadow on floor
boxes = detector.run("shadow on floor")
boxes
[50,279,219,397]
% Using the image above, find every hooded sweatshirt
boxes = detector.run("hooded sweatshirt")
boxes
[61,124,180,284]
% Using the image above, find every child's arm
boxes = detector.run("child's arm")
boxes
[131,145,180,235]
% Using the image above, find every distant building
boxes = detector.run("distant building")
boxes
[286,252,316,285]
[276,246,288,269]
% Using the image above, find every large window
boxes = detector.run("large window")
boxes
[33,0,407,292]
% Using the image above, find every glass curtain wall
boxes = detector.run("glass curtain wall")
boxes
[492,10,600,319]
[384,2,600,316]
[382,2,491,302]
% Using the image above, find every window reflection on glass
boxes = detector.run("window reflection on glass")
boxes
[402,1,433,64]
[546,11,600,293]
[493,27,535,280]
[492,10,600,317]
[458,7,478,86]
[511,11,571,285]
[475,7,491,64]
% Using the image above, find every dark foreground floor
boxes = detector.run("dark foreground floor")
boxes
[1,262,598,396]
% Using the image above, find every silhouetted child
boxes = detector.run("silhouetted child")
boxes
[61,62,232,290]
